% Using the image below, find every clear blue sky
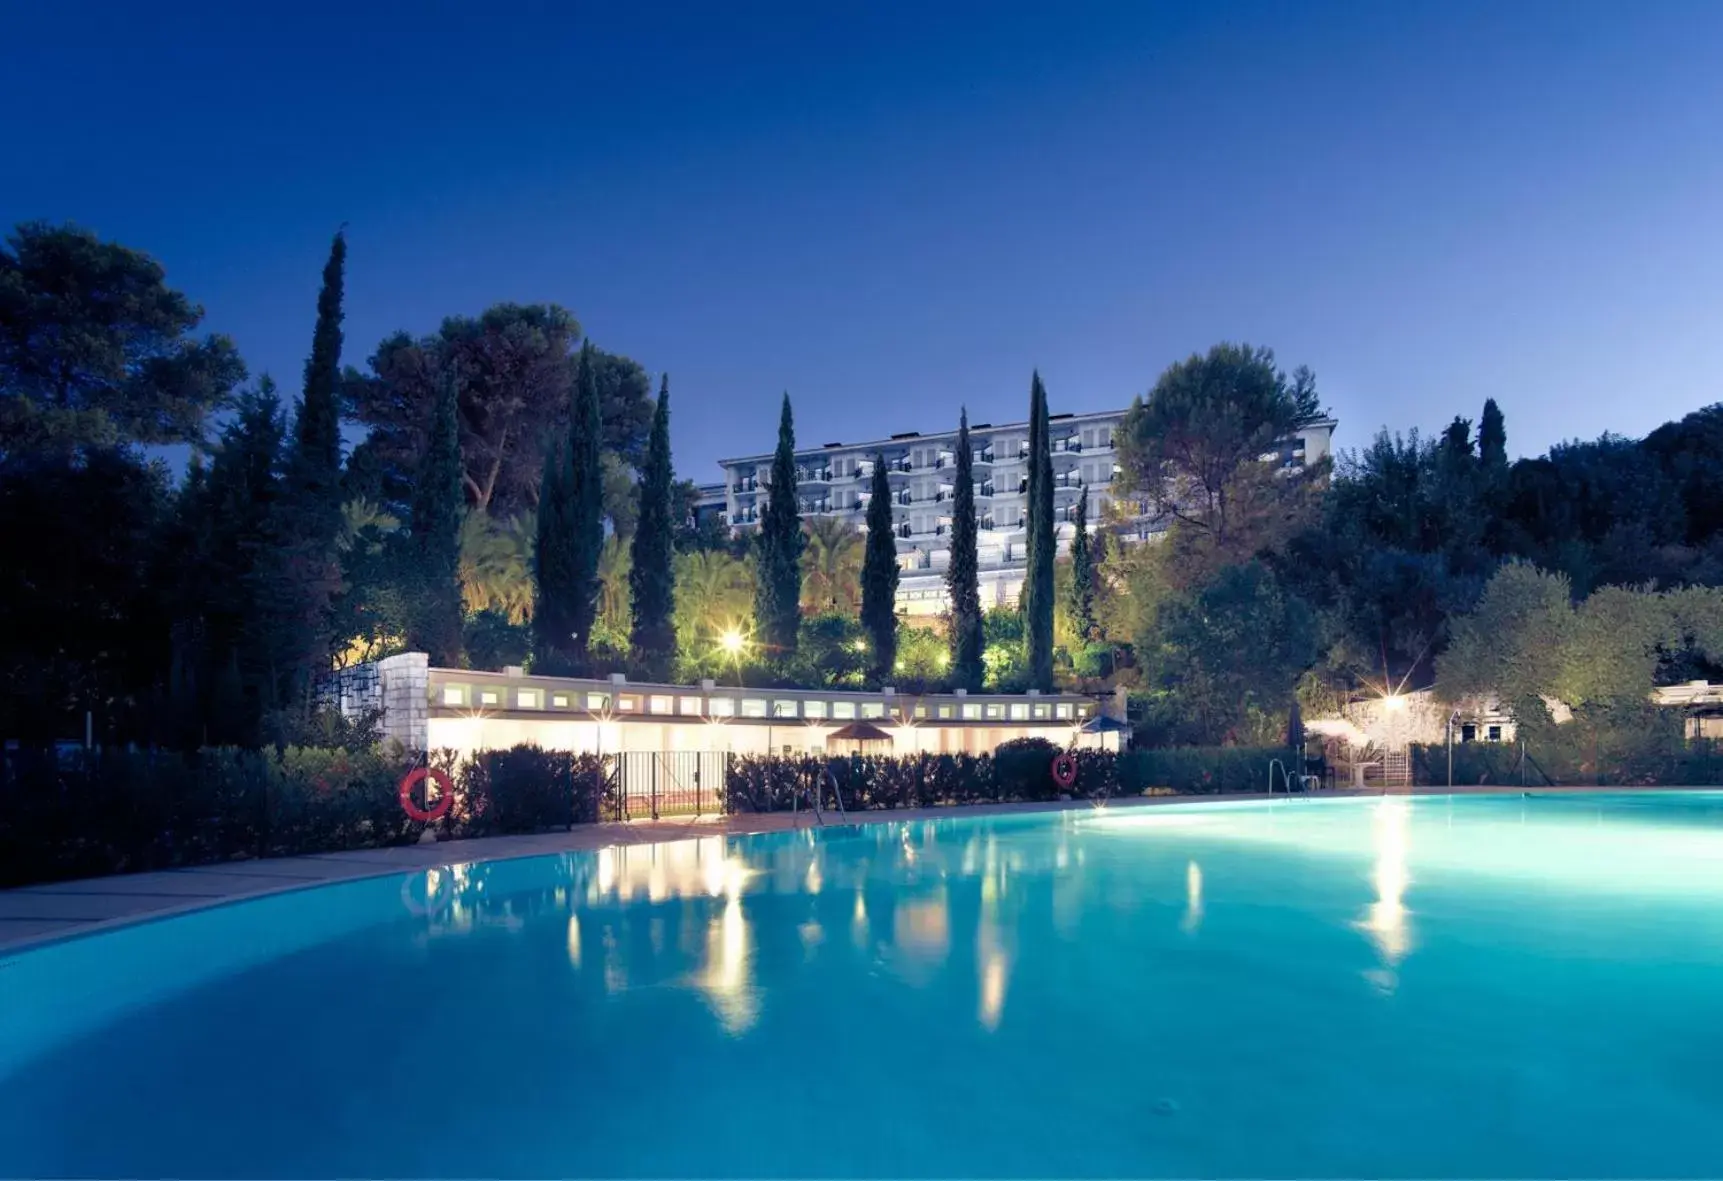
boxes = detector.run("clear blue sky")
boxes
[4,0,1720,479]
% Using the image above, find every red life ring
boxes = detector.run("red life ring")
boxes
[399,766,454,822]
[1050,752,1078,789]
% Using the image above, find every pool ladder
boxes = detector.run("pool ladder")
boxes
[1268,759,1321,796]
[795,767,849,826]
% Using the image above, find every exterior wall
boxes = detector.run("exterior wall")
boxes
[315,651,428,751]
[421,666,1096,762]
[719,409,1332,614]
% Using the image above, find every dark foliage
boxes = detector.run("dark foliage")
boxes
[946,410,984,690]
[861,454,899,680]
[754,394,805,658]
[629,376,677,672]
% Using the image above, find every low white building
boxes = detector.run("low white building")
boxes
[329,653,1125,764]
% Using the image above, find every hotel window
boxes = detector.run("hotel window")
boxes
[1487,725,1502,742]
[551,694,570,708]
[741,698,768,718]
[648,695,673,714]
[961,703,981,720]
[985,703,1004,720]
[618,695,640,712]
[832,701,857,720]
[585,692,609,710]
[709,697,736,717]
[804,700,828,719]
[1032,703,1049,720]
[1009,703,1029,721]
[773,700,798,718]
[1077,705,1090,717]
[1055,702,1073,720]
[914,705,927,719]
[517,688,542,709]
[937,705,954,719]
[861,701,885,719]
[679,696,703,715]
[478,689,500,706]
[441,685,465,706]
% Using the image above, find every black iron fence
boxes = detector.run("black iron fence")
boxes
[606,751,732,821]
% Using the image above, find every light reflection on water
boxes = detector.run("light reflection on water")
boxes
[18,797,1723,1176]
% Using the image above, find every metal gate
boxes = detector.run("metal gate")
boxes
[608,751,732,821]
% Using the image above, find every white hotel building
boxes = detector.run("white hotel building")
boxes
[718,408,1336,616]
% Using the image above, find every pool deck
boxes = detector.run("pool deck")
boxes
[0,783,1674,954]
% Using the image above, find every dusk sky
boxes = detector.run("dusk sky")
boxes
[4,0,1720,478]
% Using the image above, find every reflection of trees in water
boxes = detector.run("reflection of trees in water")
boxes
[405,818,1094,1037]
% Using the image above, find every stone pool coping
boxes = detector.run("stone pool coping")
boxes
[0,782,1700,954]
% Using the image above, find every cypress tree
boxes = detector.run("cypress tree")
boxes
[754,393,805,657]
[1022,370,1055,689]
[286,229,346,533]
[534,436,579,667]
[946,409,984,689]
[629,375,677,673]
[265,230,346,709]
[1479,398,1508,472]
[861,453,900,681]
[409,372,465,665]
[567,342,605,661]
[1067,487,1095,643]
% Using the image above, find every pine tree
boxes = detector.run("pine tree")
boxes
[946,409,984,689]
[567,342,606,661]
[1067,487,1095,643]
[1478,397,1510,554]
[534,436,579,667]
[629,375,677,673]
[1022,370,1055,689]
[409,372,465,665]
[861,453,900,680]
[754,393,805,657]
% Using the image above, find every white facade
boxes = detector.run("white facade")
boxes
[718,408,1337,616]
[425,668,1112,763]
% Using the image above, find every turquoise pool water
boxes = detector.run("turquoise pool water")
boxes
[6,792,1723,1177]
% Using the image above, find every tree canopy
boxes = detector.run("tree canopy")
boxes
[0,222,245,456]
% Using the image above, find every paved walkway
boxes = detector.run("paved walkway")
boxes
[16,784,1627,955]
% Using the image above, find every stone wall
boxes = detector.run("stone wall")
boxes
[316,652,429,752]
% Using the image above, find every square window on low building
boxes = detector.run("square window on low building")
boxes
[479,689,503,706]
[804,700,828,719]
[1077,705,1090,717]
[773,700,798,718]
[832,701,857,720]
[1487,725,1502,741]
[551,694,570,708]
[441,685,465,706]
[961,703,981,720]
[741,698,768,718]
[648,695,673,714]
[517,688,541,709]
[709,697,736,717]
[985,703,1004,720]
[861,701,885,719]
[585,692,609,710]
[679,696,703,715]
[1461,723,1476,742]
[618,695,639,712]
[1055,702,1073,719]
[914,705,927,718]
[1009,703,1029,721]
[1032,703,1049,719]
[937,705,954,719]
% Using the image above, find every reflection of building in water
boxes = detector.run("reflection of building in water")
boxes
[978,864,1009,1031]
[1357,800,1413,970]
[1181,860,1204,935]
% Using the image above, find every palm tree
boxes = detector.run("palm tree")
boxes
[337,498,400,554]
[801,515,864,615]
[597,535,632,642]
[459,510,535,623]
[674,550,756,648]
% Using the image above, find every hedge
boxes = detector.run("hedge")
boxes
[0,745,613,889]
[723,742,1300,812]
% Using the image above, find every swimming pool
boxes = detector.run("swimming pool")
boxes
[6,791,1723,1177]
